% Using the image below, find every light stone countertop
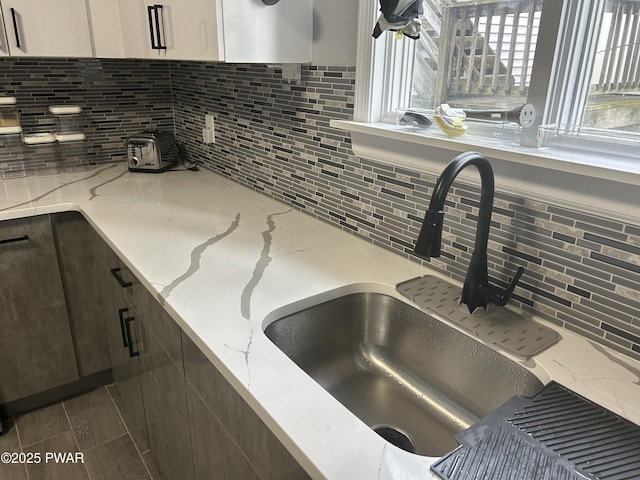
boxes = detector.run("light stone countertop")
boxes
[1,163,639,480]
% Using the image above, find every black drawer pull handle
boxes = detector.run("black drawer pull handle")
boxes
[124,316,140,357]
[118,308,129,348]
[10,8,21,48]
[154,4,166,50]
[110,267,133,288]
[0,234,29,245]
[147,5,157,49]
[147,4,166,50]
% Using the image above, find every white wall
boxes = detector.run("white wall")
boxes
[312,0,358,65]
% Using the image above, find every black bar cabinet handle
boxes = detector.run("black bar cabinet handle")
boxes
[0,234,28,245]
[147,5,157,49]
[124,317,140,357]
[10,8,20,48]
[154,4,166,50]
[118,308,129,347]
[110,267,133,288]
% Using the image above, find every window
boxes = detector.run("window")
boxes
[410,0,542,111]
[360,0,640,153]
[584,1,640,132]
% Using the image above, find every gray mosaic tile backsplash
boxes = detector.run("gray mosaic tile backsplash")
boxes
[1,58,638,361]
[0,58,173,176]
[170,61,640,362]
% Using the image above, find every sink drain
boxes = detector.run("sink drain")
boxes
[373,426,415,454]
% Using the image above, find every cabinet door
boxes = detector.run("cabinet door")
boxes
[0,216,79,404]
[117,0,155,59]
[52,212,111,378]
[86,0,125,58]
[0,7,10,57]
[138,319,194,480]
[0,0,92,57]
[118,0,222,61]
[221,0,312,63]
[186,381,262,480]
[161,0,222,61]
[182,334,310,479]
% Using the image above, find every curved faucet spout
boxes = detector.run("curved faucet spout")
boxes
[414,152,523,313]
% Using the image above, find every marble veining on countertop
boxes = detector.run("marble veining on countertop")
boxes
[1,163,639,480]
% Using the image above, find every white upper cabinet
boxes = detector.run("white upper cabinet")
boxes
[116,0,311,63]
[221,0,312,64]
[118,0,223,61]
[0,8,9,57]
[0,0,92,57]
[117,0,158,59]
[86,0,125,58]
[0,0,313,61]
[162,0,224,61]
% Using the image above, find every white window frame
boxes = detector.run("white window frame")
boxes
[331,0,640,223]
[354,0,421,124]
[357,0,613,140]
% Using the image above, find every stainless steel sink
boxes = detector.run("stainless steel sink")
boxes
[264,292,545,457]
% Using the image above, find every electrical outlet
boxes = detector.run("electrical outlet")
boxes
[202,114,216,144]
[205,114,215,131]
[282,64,301,82]
[202,128,215,144]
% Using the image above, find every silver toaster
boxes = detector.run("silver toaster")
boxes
[126,130,178,172]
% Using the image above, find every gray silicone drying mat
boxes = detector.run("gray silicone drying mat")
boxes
[397,275,560,359]
[431,382,640,480]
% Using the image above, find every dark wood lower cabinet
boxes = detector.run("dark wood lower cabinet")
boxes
[182,335,311,480]
[52,212,111,378]
[103,306,149,453]
[138,318,195,480]
[186,382,262,480]
[95,232,194,480]
[96,236,149,453]
[0,215,79,405]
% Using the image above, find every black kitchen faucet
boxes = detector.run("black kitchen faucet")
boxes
[414,151,524,313]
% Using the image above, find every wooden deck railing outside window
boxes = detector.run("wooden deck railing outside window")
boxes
[436,0,542,106]
[411,0,640,110]
[595,0,640,93]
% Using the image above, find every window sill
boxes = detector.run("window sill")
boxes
[331,119,640,222]
[332,120,640,184]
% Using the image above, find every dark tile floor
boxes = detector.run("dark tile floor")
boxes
[0,385,165,480]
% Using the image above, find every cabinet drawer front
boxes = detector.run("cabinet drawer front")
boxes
[97,238,139,310]
[0,215,56,264]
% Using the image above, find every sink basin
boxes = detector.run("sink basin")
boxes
[264,291,545,457]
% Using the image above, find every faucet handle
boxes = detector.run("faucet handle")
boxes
[479,266,524,307]
[495,266,524,306]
